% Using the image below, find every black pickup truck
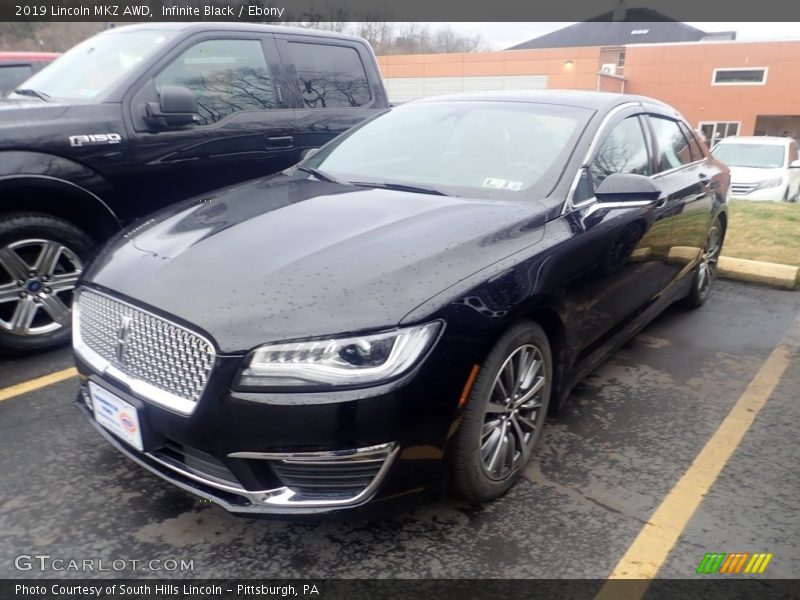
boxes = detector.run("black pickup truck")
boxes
[0,23,389,353]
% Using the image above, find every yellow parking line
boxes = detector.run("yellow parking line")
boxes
[596,318,797,600]
[0,367,77,403]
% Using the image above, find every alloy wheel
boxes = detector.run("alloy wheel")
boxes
[696,224,722,297]
[480,344,546,481]
[0,239,82,336]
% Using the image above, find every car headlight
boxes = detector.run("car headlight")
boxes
[754,177,783,190]
[236,322,443,389]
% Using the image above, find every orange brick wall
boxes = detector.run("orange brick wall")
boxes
[623,41,800,134]
[377,40,800,135]
[377,47,602,91]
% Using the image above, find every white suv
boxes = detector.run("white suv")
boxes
[711,136,800,202]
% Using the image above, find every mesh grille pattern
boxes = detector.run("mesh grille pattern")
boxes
[76,289,215,405]
[270,448,393,499]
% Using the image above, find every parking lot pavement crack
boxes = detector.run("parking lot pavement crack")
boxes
[524,463,650,526]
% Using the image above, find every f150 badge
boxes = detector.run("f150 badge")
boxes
[69,133,123,147]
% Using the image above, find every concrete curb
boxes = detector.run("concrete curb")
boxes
[718,256,799,290]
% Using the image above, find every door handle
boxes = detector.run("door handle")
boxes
[698,173,718,189]
[265,135,294,149]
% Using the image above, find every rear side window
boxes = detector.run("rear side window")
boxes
[287,42,371,109]
[650,116,693,171]
[789,142,799,163]
[155,39,275,124]
[0,64,33,93]
[590,116,652,186]
[678,121,705,161]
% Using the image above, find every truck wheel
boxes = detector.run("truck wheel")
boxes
[0,214,94,354]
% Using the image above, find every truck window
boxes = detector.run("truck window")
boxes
[287,42,371,109]
[0,64,33,94]
[155,39,275,124]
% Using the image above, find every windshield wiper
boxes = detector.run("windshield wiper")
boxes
[295,165,348,185]
[12,88,52,102]
[350,181,448,196]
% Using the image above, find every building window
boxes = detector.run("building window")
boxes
[699,121,740,147]
[712,68,768,86]
[617,49,626,71]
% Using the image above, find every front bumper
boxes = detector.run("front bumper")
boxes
[74,342,471,515]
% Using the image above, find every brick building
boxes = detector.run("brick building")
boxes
[377,31,800,141]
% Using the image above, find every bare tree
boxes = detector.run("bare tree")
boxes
[0,22,103,52]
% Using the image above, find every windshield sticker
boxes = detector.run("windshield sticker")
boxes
[483,178,523,191]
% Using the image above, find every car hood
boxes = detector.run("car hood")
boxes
[726,165,786,183]
[85,174,547,354]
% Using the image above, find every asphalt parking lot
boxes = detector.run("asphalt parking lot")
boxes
[0,280,798,585]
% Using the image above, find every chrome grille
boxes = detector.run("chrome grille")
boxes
[730,182,758,195]
[75,289,215,411]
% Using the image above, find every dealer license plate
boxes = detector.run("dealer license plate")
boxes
[89,382,143,451]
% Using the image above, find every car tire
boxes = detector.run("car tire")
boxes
[680,217,724,309]
[449,320,552,503]
[0,213,94,354]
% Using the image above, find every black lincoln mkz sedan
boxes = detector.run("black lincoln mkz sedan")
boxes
[73,91,729,514]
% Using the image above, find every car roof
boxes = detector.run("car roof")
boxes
[98,22,367,44]
[715,136,793,146]
[410,90,675,112]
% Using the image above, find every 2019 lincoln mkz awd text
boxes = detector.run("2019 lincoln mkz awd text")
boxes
[72,91,729,514]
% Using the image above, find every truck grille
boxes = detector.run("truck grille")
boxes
[75,289,215,413]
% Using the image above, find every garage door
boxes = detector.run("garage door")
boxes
[384,75,548,103]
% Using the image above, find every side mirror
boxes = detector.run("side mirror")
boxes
[144,85,198,129]
[789,159,800,169]
[300,148,320,160]
[595,173,662,203]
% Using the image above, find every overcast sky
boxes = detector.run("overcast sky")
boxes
[435,23,800,50]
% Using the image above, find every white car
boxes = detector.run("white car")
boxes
[711,136,800,202]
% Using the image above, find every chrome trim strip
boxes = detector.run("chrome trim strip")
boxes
[650,158,706,179]
[228,442,395,461]
[141,442,400,508]
[581,200,654,220]
[73,289,217,416]
[146,451,249,493]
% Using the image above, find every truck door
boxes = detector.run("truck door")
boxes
[275,34,388,154]
[117,32,298,222]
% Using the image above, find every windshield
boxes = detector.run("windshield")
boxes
[712,142,786,169]
[304,101,592,200]
[12,29,178,100]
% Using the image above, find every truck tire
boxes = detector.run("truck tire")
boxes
[0,213,94,354]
